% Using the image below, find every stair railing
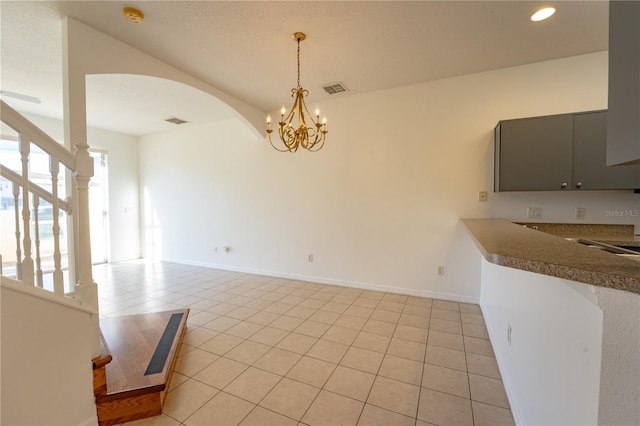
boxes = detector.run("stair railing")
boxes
[0,100,95,310]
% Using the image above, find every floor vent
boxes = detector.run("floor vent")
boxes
[322,83,348,95]
[164,117,188,125]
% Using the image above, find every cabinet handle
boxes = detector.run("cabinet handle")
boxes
[561,182,568,189]
[576,182,583,189]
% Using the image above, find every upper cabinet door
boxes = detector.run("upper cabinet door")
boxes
[495,114,573,191]
[573,111,640,190]
[607,0,640,166]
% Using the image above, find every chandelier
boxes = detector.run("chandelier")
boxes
[266,32,327,152]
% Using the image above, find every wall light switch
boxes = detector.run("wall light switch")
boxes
[478,191,488,202]
[575,207,586,220]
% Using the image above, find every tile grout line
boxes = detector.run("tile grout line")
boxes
[351,295,385,426]
[298,292,379,425]
[462,309,477,426]
[98,262,511,425]
[414,300,433,425]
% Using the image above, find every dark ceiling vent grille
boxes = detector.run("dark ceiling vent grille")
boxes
[322,83,348,95]
[165,117,188,125]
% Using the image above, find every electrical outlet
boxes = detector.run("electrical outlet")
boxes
[507,324,512,346]
[437,265,445,276]
[308,254,314,263]
[478,191,488,202]
[575,207,586,220]
[223,246,231,254]
[527,207,542,219]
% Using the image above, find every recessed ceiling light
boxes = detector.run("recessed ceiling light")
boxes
[531,7,556,22]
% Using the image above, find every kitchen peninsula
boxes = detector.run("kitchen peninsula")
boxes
[461,218,639,426]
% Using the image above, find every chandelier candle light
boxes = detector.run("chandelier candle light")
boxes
[266,32,328,152]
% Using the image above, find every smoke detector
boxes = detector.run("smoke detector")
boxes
[123,7,144,23]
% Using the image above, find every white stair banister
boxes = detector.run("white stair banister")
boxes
[0,100,95,306]
[33,195,43,288]
[12,181,22,280]
[19,134,34,285]
[51,158,64,293]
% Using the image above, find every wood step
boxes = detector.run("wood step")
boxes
[92,331,113,396]
[95,309,189,426]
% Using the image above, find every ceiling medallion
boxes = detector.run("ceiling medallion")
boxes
[266,32,327,152]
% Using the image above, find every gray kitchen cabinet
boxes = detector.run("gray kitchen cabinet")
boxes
[607,0,640,166]
[494,111,640,192]
[573,111,640,189]
[495,113,573,191]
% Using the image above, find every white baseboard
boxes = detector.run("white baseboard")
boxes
[164,257,480,304]
[78,414,99,426]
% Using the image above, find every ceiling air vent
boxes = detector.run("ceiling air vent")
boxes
[165,117,188,125]
[322,83,348,95]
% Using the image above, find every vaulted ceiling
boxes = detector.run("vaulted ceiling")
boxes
[0,1,608,136]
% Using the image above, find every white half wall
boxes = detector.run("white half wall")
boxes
[1,279,98,426]
[480,259,603,425]
[139,51,638,300]
[596,285,640,425]
[479,256,640,426]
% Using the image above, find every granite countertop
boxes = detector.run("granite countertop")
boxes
[462,218,640,295]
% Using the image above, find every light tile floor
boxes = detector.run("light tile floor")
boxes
[94,260,515,426]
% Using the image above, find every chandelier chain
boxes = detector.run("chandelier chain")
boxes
[297,38,301,88]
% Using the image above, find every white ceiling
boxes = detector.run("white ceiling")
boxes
[0,1,608,136]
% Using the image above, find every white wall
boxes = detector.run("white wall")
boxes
[87,126,140,262]
[24,113,141,263]
[139,51,638,300]
[491,190,640,233]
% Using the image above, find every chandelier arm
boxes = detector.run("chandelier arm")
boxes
[280,88,301,127]
[307,129,324,151]
[273,127,295,152]
[308,141,324,152]
[300,92,321,128]
[280,90,298,126]
[296,90,308,131]
[267,133,294,152]
[280,125,299,152]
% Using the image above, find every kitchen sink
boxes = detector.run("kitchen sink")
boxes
[614,245,640,253]
[566,238,640,260]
